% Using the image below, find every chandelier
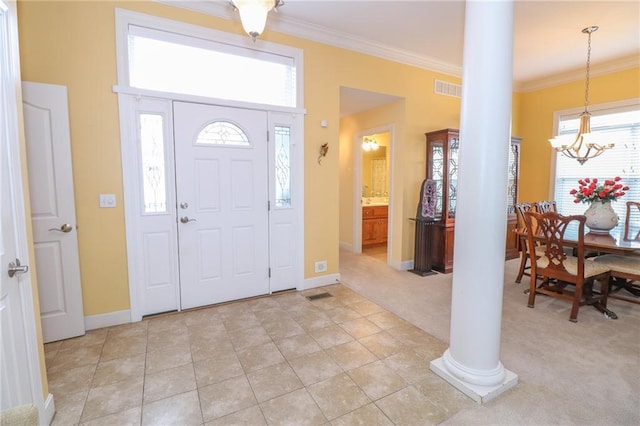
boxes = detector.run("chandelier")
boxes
[230,0,284,41]
[548,26,614,165]
[362,137,379,152]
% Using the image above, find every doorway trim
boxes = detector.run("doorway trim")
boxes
[117,96,304,322]
[113,8,305,323]
[352,124,395,264]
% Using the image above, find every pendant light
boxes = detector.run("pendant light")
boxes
[230,0,284,41]
[549,26,614,165]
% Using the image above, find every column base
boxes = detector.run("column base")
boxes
[430,357,518,404]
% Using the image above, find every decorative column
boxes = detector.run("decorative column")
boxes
[430,0,518,403]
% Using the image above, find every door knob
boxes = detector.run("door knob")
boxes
[180,216,197,224]
[180,202,188,209]
[49,223,73,233]
[8,258,29,278]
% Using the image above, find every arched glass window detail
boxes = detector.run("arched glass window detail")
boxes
[197,121,250,146]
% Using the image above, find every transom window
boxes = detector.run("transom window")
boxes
[127,25,297,107]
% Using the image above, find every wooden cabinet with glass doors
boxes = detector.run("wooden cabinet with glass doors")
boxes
[425,128,521,273]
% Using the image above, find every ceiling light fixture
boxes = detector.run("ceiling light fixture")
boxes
[230,0,284,41]
[549,26,613,165]
[362,137,379,152]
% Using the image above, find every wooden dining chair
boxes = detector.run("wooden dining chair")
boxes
[514,203,546,283]
[591,254,640,304]
[534,200,557,214]
[524,211,611,322]
[623,201,640,243]
[591,201,640,304]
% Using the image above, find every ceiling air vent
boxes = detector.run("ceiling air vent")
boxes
[434,79,462,98]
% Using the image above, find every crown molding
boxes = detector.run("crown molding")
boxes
[156,0,462,78]
[156,1,637,93]
[516,54,640,93]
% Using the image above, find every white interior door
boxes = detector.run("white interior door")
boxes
[174,102,270,309]
[0,0,48,416]
[1,93,33,412]
[22,81,85,343]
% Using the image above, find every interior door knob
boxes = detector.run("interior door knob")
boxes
[180,216,197,224]
[48,223,73,233]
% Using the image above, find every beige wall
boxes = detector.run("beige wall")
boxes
[16,1,639,319]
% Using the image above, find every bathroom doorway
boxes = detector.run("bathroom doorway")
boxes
[359,129,392,262]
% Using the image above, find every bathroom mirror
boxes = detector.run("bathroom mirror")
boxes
[362,146,387,197]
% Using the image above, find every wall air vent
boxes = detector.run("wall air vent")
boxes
[434,79,462,98]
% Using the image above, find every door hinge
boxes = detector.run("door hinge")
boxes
[267,130,270,142]
[268,200,271,211]
[268,267,271,278]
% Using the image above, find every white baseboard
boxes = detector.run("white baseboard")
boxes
[397,259,414,271]
[41,392,55,426]
[339,241,354,252]
[303,273,341,290]
[84,309,131,331]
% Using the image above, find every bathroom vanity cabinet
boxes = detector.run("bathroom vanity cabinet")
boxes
[362,205,388,247]
[424,128,521,273]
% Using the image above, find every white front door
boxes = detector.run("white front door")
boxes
[173,102,270,308]
[22,81,85,343]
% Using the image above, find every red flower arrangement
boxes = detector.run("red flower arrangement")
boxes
[570,177,629,204]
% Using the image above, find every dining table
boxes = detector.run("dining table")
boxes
[519,221,640,320]
[562,222,640,255]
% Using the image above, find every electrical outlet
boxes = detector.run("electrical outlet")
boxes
[314,261,327,273]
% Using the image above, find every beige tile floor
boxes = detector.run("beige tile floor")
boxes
[44,284,474,425]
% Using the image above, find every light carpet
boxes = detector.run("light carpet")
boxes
[339,250,640,425]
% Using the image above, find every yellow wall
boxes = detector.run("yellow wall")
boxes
[517,68,640,203]
[16,0,463,315]
[16,1,639,318]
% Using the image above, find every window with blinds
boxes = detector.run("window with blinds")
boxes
[553,102,640,227]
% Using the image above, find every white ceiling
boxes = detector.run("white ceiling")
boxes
[166,1,639,114]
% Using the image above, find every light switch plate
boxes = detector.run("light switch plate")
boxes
[99,194,116,208]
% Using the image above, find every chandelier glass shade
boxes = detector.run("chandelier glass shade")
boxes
[548,26,614,165]
[362,137,379,152]
[230,0,283,41]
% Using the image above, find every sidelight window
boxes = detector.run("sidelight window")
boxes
[274,126,291,208]
[140,113,167,213]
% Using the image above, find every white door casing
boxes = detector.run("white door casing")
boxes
[22,81,85,343]
[119,95,304,320]
[174,102,270,308]
[0,0,53,421]
[115,10,304,321]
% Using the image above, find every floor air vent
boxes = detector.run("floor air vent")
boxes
[306,292,333,301]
